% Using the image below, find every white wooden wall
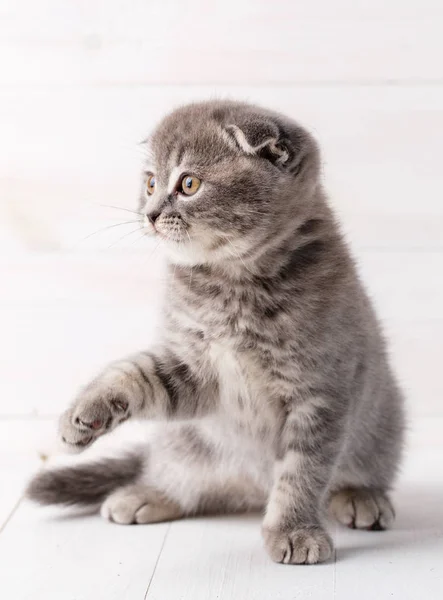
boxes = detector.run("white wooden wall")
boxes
[0,0,442,418]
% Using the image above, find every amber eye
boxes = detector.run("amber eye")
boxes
[146,174,156,195]
[180,175,201,196]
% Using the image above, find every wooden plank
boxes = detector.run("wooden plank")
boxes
[0,420,54,529]
[4,0,443,40]
[0,252,442,417]
[357,252,443,321]
[387,320,443,418]
[0,464,25,531]
[0,502,169,600]
[145,515,336,600]
[1,84,443,249]
[1,1,442,84]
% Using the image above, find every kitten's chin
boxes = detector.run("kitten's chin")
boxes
[163,234,251,269]
[164,241,212,267]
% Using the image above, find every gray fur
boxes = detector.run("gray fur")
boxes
[27,100,405,564]
[27,454,143,506]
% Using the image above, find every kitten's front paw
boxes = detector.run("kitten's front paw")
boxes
[262,526,333,564]
[59,389,131,450]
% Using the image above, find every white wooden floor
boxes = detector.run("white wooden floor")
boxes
[0,418,442,600]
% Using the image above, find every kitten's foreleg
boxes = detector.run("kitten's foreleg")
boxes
[262,398,346,564]
[58,349,208,450]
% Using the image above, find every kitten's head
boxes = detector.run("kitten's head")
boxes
[140,100,321,267]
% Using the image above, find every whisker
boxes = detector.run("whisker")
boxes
[143,239,163,265]
[74,220,141,247]
[150,240,162,257]
[128,235,163,271]
[97,203,142,216]
[107,226,143,249]
[128,231,148,247]
[185,230,193,249]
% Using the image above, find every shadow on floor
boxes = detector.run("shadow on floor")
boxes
[336,483,443,561]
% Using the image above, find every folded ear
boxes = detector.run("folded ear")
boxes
[225,113,311,174]
[226,118,290,165]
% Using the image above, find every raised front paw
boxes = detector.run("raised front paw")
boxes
[262,526,333,565]
[59,388,131,450]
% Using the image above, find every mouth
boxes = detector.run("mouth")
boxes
[155,228,190,245]
[143,215,190,245]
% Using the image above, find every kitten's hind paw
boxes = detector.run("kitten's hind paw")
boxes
[101,485,182,524]
[329,488,395,530]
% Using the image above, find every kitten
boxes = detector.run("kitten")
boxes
[27,100,405,564]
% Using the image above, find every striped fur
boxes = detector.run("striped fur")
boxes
[27,454,143,506]
[27,101,405,564]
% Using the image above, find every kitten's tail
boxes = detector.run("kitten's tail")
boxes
[26,453,143,507]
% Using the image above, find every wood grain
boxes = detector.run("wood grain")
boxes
[1,1,443,85]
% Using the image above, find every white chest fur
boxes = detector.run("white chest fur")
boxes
[208,340,276,436]
[209,340,250,407]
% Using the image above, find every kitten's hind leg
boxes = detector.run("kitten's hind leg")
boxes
[27,418,272,524]
[329,488,395,531]
[100,419,272,524]
[28,418,271,518]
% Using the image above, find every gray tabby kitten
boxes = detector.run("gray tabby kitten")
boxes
[27,100,405,565]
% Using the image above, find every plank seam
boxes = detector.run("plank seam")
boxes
[143,522,172,599]
[3,80,443,90]
[0,497,23,535]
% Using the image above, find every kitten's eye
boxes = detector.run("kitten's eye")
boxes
[180,175,201,196]
[146,174,156,195]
